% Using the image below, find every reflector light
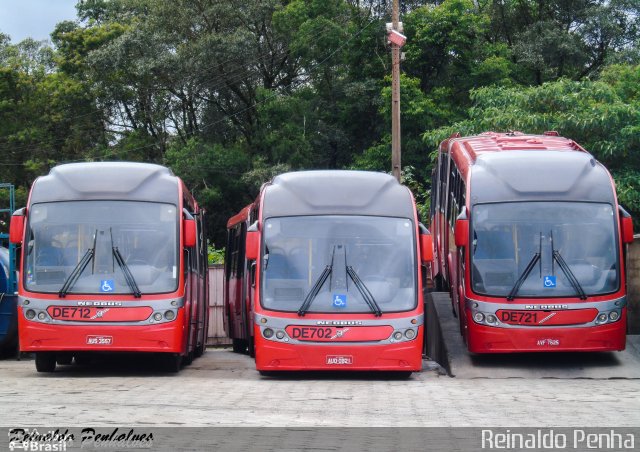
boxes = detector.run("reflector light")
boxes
[25,309,35,320]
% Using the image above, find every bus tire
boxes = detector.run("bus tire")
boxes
[56,353,73,365]
[184,351,194,366]
[163,353,182,373]
[195,342,205,358]
[232,339,246,354]
[258,370,276,377]
[35,352,56,373]
[247,336,255,358]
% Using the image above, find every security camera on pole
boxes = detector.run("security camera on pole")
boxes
[387,0,406,182]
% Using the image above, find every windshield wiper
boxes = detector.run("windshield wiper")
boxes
[346,266,382,316]
[112,247,142,298]
[507,252,541,301]
[297,246,335,316]
[59,230,97,298]
[553,251,587,300]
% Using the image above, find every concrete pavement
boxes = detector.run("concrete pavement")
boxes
[0,349,638,427]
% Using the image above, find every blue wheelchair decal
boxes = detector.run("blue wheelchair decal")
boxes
[333,294,347,308]
[543,276,556,288]
[100,280,115,293]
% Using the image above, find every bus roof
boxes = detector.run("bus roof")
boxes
[261,170,415,219]
[444,133,616,205]
[30,162,180,205]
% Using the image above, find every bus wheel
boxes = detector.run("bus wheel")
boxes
[195,343,206,358]
[395,371,413,379]
[183,351,194,366]
[56,353,73,365]
[35,352,56,373]
[258,370,276,377]
[232,339,246,354]
[163,353,182,373]
[247,336,255,358]
[434,274,448,292]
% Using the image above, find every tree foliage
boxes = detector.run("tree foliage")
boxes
[0,0,639,244]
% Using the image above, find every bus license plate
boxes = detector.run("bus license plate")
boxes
[326,355,353,365]
[497,310,542,325]
[86,335,113,345]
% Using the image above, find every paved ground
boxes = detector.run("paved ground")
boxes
[0,349,638,427]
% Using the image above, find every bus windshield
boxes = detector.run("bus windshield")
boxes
[261,216,416,313]
[471,202,619,298]
[25,201,178,295]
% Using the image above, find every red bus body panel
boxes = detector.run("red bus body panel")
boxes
[430,132,629,353]
[225,171,425,372]
[16,163,208,365]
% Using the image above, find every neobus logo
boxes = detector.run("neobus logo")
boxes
[77,301,123,307]
[316,320,363,326]
[525,304,569,310]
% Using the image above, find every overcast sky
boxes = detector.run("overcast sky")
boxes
[0,0,78,43]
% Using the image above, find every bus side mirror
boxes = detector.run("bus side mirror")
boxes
[9,208,26,245]
[418,224,433,263]
[619,206,634,244]
[245,222,260,261]
[183,218,196,248]
[455,219,469,248]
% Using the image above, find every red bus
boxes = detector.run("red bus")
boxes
[430,132,633,353]
[10,162,209,372]
[224,170,433,375]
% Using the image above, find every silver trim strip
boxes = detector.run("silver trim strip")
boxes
[254,313,423,346]
[465,297,626,329]
[19,296,184,326]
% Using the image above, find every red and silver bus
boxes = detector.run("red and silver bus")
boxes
[224,171,433,375]
[10,162,209,372]
[430,132,633,353]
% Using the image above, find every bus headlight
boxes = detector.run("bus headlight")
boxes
[404,329,416,340]
[25,309,36,320]
[275,330,285,340]
[164,310,176,321]
[153,312,163,321]
[596,313,608,324]
[263,328,274,339]
[609,311,620,322]
[37,312,46,321]
[393,331,403,341]
[486,314,497,325]
[473,312,485,323]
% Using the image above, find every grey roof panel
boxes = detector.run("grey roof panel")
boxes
[30,162,179,205]
[470,151,615,205]
[262,170,415,219]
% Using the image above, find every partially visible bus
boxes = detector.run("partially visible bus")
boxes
[225,171,432,375]
[0,183,18,356]
[430,132,633,353]
[10,162,209,372]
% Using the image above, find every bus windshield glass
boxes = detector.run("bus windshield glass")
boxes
[25,201,178,295]
[471,202,619,298]
[261,216,416,313]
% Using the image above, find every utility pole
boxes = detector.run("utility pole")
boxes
[390,0,402,182]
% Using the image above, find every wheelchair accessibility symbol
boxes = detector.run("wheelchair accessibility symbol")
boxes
[100,280,115,292]
[543,276,557,288]
[333,294,347,308]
